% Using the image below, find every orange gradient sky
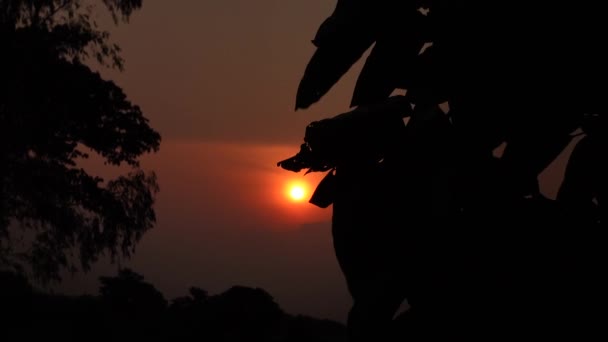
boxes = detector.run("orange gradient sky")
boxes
[57,0,575,323]
[62,141,349,321]
[61,0,362,322]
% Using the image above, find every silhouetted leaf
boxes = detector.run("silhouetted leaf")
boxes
[557,135,604,223]
[309,169,337,208]
[295,0,378,110]
[351,3,428,107]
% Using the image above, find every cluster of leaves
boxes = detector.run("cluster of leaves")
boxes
[279,2,606,337]
[278,95,412,174]
[0,0,160,282]
[283,0,604,223]
[0,0,142,69]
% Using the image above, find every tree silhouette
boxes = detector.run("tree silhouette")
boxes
[98,268,167,339]
[0,0,160,282]
[279,1,605,340]
[1,268,348,341]
[99,268,168,312]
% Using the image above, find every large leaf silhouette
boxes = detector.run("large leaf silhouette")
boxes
[295,0,378,110]
[351,3,429,107]
[558,114,606,224]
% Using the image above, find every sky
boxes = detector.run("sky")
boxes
[55,0,575,323]
[57,0,360,322]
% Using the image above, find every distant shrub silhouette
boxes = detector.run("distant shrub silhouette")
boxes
[0,269,347,341]
[99,268,168,313]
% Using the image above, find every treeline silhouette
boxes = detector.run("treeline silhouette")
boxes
[1,268,346,342]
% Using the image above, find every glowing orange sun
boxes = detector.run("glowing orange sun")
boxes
[285,181,309,202]
[290,186,306,201]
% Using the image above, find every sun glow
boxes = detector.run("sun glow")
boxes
[286,181,309,202]
[290,186,306,201]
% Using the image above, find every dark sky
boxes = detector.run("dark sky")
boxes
[55,0,576,323]
[56,0,359,322]
[99,0,361,144]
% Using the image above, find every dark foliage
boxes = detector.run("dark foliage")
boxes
[0,269,347,342]
[280,1,605,340]
[0,0,160,282]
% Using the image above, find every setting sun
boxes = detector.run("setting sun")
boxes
[285,180,310,203]
[290,185,306,201]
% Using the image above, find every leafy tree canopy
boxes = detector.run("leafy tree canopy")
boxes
[0,0,161,282]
